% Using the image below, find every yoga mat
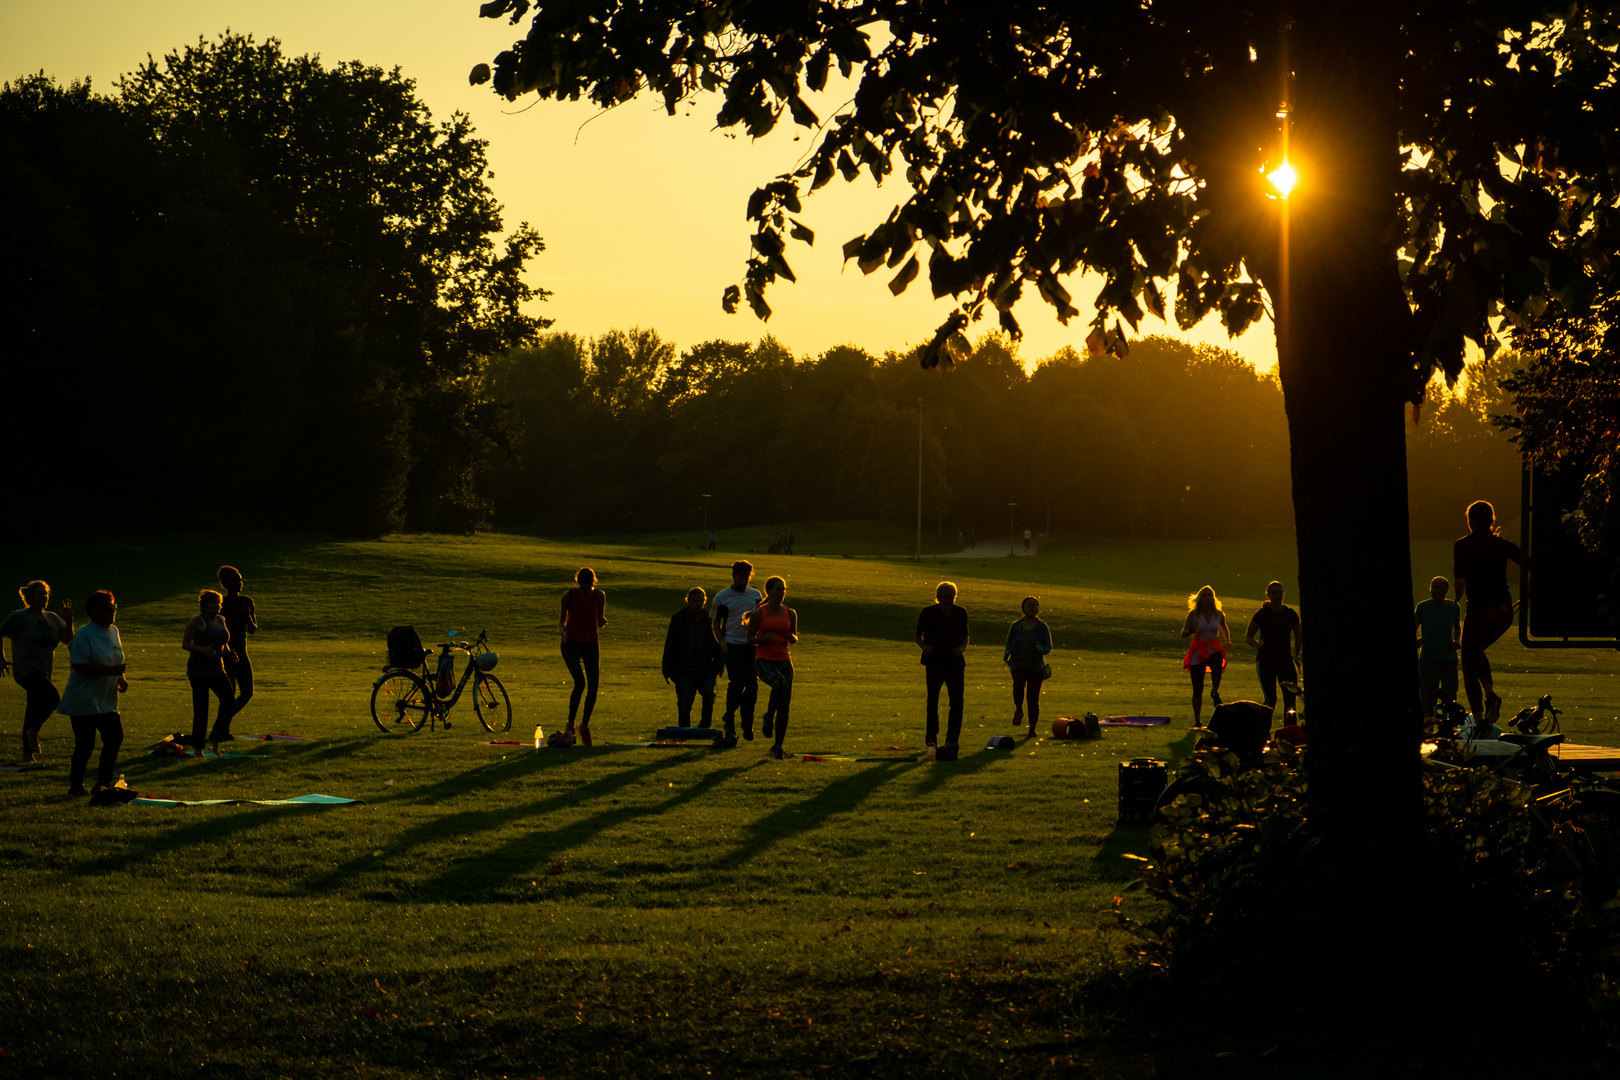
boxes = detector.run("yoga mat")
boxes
[128,792,363,808]
[1102,716,1171,727]
[0,762,45,772]
[236,733,307,742]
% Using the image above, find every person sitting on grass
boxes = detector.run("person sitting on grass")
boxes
[663,587,724,728]
[748,576,798,760]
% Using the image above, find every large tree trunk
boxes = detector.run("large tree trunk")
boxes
[1259,5,1424,841]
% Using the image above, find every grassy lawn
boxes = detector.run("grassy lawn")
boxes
[1,528,1616,1078]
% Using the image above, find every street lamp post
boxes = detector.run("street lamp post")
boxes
[915,397,923,562]
[1008,502,1018,557]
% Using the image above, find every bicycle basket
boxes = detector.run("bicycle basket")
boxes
[386,625,428,669]
[475,651,499,672]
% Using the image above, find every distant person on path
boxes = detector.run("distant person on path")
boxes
[663,587,724,727]
[916,581,969,749]
[1244,581,1302,719]
[1415,575,1462,720]
[711,560,763,741]
[1181,586,1231,726]
[217,565,257,723]
[748,575,798,760]
[1003,596,1052,738]
[1455,500,1522,724]
[1023,528,1033,553]
[183,589,237,753]
[57,590,126,796]
[561,566,607,745]
[1,580,74,762]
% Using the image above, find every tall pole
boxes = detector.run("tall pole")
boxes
[916,397,923,562]
[701,493,711,545]
[1008,502,1018,557]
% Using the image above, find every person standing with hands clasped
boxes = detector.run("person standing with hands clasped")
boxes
[711,561,763,741]
[748,576,797,760]
[57,590,126,796]
[1245,581,1303,720]
[1003,596,1052,738]
[560,567,607,745]
[916,581,969,749]
[1,580,74,763]
[663,587,724,728]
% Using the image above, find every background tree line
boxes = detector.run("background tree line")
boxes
[482,330,1522,544]
[1,34,546,536]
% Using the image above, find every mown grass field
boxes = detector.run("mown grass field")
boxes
[1,525,1616,1078]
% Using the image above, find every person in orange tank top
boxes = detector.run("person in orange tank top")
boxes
[747,576,797,760]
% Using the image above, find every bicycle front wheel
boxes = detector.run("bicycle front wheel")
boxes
[473,671,512,733]
[372,671,432,734]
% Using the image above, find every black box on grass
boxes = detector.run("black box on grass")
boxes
[1118,758,1167,823]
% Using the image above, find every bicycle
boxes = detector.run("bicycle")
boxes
[1428,694,1620,903]
[370,628,511,734]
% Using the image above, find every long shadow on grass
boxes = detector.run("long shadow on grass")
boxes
[120,736,372,787]
[306,752,695,893]
[388,743,646,806]
[716,759,917,869]
[1088,729,1199,882]
[407,760,766,901]
[73,804,334,874]
[905,745,1006,796]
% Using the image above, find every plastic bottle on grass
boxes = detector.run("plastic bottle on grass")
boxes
[534,725,544,749]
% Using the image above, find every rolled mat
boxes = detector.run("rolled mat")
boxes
[1101,716,1171,726]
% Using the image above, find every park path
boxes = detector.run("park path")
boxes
[921,535,1052,559]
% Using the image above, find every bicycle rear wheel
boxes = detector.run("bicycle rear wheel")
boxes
[372,670,432,734]
[473,671,511,733]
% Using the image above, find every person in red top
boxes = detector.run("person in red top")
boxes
[748,575,798,760]
[560,566,607,744]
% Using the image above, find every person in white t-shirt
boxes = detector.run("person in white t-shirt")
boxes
[56,590,127,796]
[709,560,763,741]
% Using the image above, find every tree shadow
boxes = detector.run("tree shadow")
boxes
[72,804,329,874]
[716,759,917,869]
[306,752,694,892]
[907,745,1009,796]
[407,761,765,901]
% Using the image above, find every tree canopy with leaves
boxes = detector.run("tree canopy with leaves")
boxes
[473,1,1620,831]
[2,34,547,534]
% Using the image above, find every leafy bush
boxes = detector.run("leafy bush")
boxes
[1105,744,1618,1051]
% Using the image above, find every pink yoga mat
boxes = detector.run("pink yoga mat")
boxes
[1102,716,1171,726]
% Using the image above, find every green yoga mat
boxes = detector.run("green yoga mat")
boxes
[127,793,363,808]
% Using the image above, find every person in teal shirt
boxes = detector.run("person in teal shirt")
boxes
[1415,576,1462,719]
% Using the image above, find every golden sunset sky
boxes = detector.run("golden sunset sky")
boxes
[4,0,1278,370]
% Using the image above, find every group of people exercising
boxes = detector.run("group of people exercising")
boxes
[0,566,256,796]
[4,500,1521,788]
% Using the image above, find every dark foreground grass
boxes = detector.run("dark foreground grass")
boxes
[2,529,1617,1078]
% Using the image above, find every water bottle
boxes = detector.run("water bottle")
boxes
[534,725,544,749]
[114,775,127,789]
